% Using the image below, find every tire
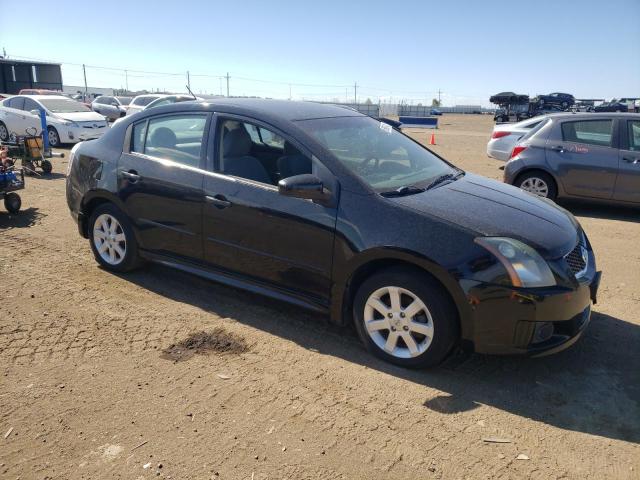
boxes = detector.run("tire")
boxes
[0,121,8,141]
[41,159,53,175]
[88,203,142,272]
[515,171,557,201]
[47,126,61,148]
[353,267,458,368]
[4,192,21,214]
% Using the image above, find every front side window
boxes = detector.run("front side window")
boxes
[219,119,311,185]
[628,121,640,152]
[131,114,207,168]
[296,116,455,192]
[561,120,613,147]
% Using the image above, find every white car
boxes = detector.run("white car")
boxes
[486,116,546,161]
[0,95,109,147]
[126,94,167,115]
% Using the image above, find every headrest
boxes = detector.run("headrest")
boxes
[223,127,252,157]
[149,127,177,149]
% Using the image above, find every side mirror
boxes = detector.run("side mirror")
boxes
[278,174,327,201]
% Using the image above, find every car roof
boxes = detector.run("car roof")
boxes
[545,112,640,120]
[160,98,365,121]
[18,94,70,101]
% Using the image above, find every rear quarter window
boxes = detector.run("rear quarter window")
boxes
[561,120,613,147]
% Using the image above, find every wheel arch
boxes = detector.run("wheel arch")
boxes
[79,190,129,238]
[513,167,562,196]
[332,249,473,346]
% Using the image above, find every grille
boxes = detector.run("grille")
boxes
[564,235,587,277]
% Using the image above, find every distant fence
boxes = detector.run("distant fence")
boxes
[315,101,380,117]
[399,105,487,116]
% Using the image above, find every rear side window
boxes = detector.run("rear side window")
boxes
[7,97,25,109]
[628,121,640,152]
[561,120,613,147]
[131,114,207,168]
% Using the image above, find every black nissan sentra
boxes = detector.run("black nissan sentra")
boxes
[66,99,601,367]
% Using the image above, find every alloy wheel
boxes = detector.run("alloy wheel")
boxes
[0,123,8,141]
[48,128,59,147]
[363,286,434,359]
[520,177,549,197]
[93,213,127,265]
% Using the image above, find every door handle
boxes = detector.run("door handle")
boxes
[550,145,565,153]
[205,194,232,209]
[121,170,141,183]
[622,156,640,164]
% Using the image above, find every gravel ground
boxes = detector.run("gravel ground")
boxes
[1,114,638,480]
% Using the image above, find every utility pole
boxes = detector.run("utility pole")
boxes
[226,72,230,97]
[82,64,88,100]
[289,84,292,100]
[124,69,129,92]
[354,82,357,104]
[438,88,442,106]
[187,71,191,91]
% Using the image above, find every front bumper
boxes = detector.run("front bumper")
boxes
[61,124,108,143]
[461,270,601,356]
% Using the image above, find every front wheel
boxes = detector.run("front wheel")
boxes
[88,204,142,272]
[47,126,61,147]
[4,192,21,214]
[515,171,557,201]
[353,267,458,368]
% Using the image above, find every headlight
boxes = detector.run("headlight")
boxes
[475,237,556,287]
[62,120,80,128]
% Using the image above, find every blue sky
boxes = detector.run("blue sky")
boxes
[1,0,638,106]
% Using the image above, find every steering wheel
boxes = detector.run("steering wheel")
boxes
[359,156,380,172]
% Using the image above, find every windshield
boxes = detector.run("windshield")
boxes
[39,98,91,113]
[116,97,132,105]
[297,116,456,192]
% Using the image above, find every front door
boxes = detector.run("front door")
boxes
[117,112,210,260]
[202,116,337,303]
[614,119,640,204]
[548,118,618,199]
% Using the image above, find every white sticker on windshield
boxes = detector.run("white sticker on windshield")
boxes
[379,122,392,134]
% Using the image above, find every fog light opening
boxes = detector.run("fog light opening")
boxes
[532,322,554,344]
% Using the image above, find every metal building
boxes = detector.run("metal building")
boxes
[0,58,63,94]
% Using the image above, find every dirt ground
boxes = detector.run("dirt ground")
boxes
[1,114,638,480]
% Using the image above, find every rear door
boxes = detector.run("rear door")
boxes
[118,112,210,260]
[614,119,640,204]
[546,118,619,199]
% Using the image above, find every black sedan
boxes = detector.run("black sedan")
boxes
[66,99,601,367]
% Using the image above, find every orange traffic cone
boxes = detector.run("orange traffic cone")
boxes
[429,133,436,145]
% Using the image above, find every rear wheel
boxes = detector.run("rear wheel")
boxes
[0,121,8,141]
[353,267,458,368]
[4,193,21,214]
[88,203,142,272]
[515,171,557,201]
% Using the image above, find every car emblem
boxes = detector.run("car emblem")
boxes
[93,123,98,128]
[581,247,588,265]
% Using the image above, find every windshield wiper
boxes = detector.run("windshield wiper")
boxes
[380,185,426,197]
[426,170,464,190]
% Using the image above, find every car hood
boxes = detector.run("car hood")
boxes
[391,173,579,258]
[55,111,106,122]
